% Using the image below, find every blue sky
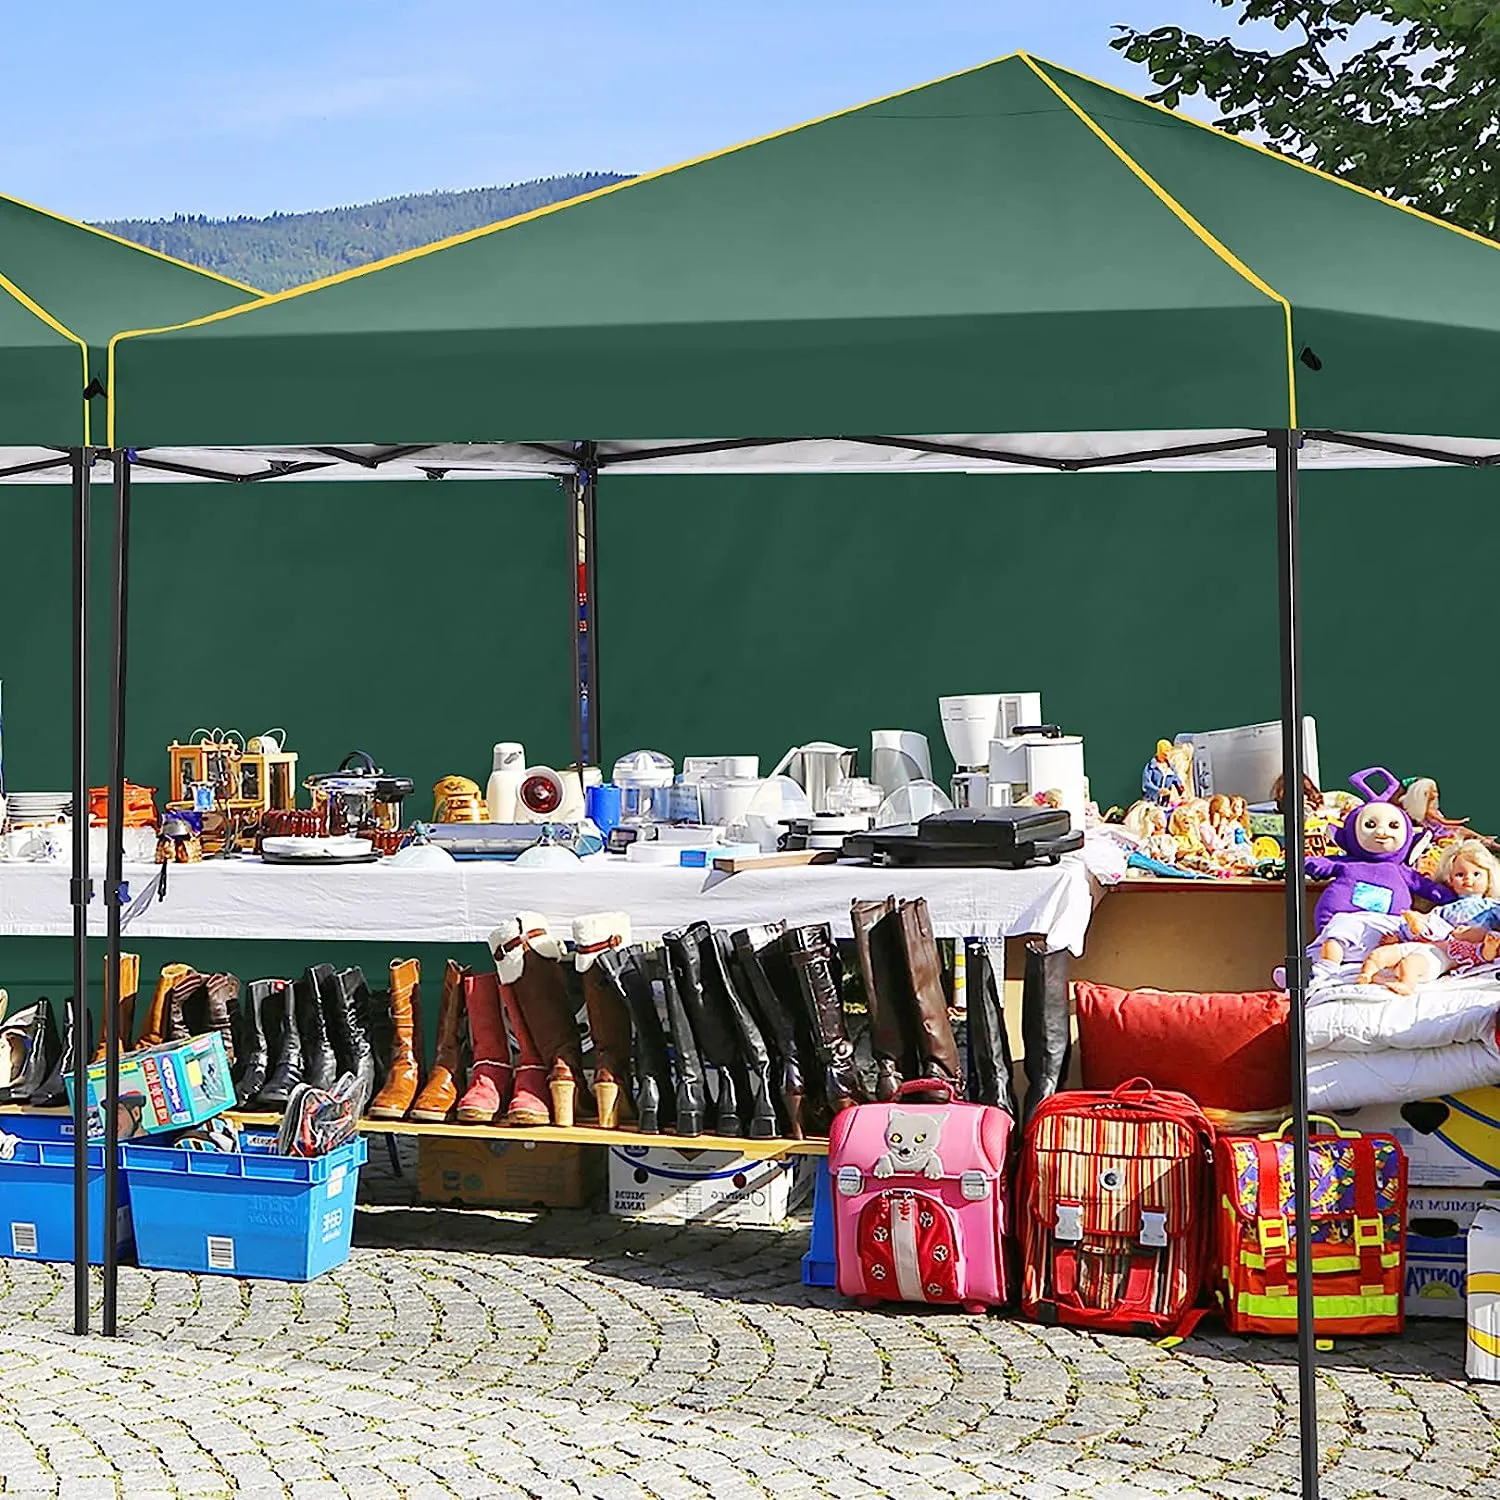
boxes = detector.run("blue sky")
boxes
[9,1,1279,221]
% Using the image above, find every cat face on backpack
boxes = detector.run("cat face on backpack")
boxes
[873,1108,945,1179]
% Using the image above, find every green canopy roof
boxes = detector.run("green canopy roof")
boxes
[108,53,1500,452]
[0,193,257,447]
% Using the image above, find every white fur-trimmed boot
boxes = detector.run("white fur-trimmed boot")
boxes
[573,912,634,1128]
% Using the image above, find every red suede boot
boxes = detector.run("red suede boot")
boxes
[455,971,512,1124]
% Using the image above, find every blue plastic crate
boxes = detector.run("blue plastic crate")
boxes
[801,1156,835,1288]
[0,1110,80,1144]
[0,1140,132,1264]
[122,1136,367,1281]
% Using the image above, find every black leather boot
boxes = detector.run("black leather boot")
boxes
[665,925,745,1136]
[784,923,863,1119]
[730,923,809,1139]
[598,945,675,1134]
[0,1000,62,1105]
[29,999,85,1108]
[327,966,377,1111]
[702,929,778,1139]
[658,948,706,1137]
[250,979,302,1110]
[1021,942,1071,1121]
[233,980,276,1104]
[965,940,1019,1117]
[301,965,340,1090]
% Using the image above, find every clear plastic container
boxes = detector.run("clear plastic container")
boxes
[611,750,674,824]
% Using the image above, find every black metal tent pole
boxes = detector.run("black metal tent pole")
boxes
[100,449,132,1337]
[568,445,600,772]
[1274,428,1320,1499]
[68,447,92,1336]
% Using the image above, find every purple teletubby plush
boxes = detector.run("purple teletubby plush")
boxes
[1306,798,1451,932]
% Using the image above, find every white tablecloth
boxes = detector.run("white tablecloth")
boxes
[0,854,1098,952]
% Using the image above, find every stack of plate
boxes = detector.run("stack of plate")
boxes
[5,792,71,827]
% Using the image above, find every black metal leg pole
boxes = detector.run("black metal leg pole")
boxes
[101,450,131,1338]
[68,447,92,1336]
[568,445,600,773]
[1275,428,1319,1500]
[583,459,600,770]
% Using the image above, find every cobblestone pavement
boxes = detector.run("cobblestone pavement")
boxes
[0,1154,1497,1499]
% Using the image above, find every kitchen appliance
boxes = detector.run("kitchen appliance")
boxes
[781,813,871,851]
[514,766,570,822]
[681,755,759,781]
[1177,718,1320,803]
[698,775,762,830]
[843,806,1081,869]
[741,775,812,852]
[304,752,413,835]
[988,726,1088,830]
[612,750,674,824]
[485,741,526,822]
[770,741,857,815]
[939,693,1043,808]
[870,730,932,796]
[260,835,380,866]
[874,780,954,828]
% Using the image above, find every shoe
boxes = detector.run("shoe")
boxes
[783,923,864,1117]
[851,898,919,1101]
[325,967,378,1113]
[163,969,207,1043]
[370,958,423,1119]
[91,952,140,1063]
[455,971,512,1123]
[233,980,277,1105]
[573,912,635,1128]
[598,945,674,1134]
[134,963,190,1052]
[491,914,591,1126]
[29,999,86,1109]
[0,1000,62,1105]
[701,929,779,1139]
[300,965,341,1091]
[410,960,468,1122]
[665,924,745,1136]
[895,898,962,1097]
[1021,942,1071,1121]
[730,924,808,1139]
[249,979,302,1110]
[657,949,706,1137]
[964,941,1019,1117]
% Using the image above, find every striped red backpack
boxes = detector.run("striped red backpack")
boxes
[1020,1079,1214,1336]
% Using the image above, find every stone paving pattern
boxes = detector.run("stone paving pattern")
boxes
[0,1147,1497,1498]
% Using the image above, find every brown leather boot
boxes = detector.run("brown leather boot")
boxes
[135,963,190,1052]
[573,912,635,1128]
[492,913,591,1126]
[455,972,512,1123]
[895,898,961,1096]
[784,923,864,1119]
[164,970,239,1065]
[370,957,423,1119]
[851,897,920,1101]
[92,952,141,1062]
[409,960,466,1122]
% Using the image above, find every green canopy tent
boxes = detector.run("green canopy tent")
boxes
[102,54,1500,1493]
[0,190,258,1338]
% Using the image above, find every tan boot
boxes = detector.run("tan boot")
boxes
[573,913,635,1128]
[370,958,423,1119]
[93,952,141,1061]
[408,961,466,1122]
[134,963,190,1052]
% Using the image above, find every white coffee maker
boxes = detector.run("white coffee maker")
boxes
[938,693,1042,808]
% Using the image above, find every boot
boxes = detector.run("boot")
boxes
[410,960,467,1122]
[730,923,808,1139]
[0,1000,62,1105]
[599,945,674,1134]
[1021,942,1071,1121]
[573,912,635,1128]
[456,971,512,1123]
[163,969,207,1042]
[204,974,240,1066]
[249,979,302,1110]
[92,952,140,1063]
[165,971,239,1065]
[895,899,962,1097]
[134,962,190,1052]
[491,913,591,1126]
[851,898,920,1100]
[784,923,863,1118]
[326,966,378,1111]
[233,979,276,1104]
[665,924,745,1136]
[30,999,89,1109]
[701,929,778,1139]
[370,957,423,1119]
[965,941,1019,1117]
[658,948,706,1137]
[300,965,340,1090]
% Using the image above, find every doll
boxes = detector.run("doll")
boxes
[1123,800,1179,865]
[1142,740,1184,808]
[1168,742,1197,804]
[1398,777,1469,838]
[1404,839,1500,940]
[1306,798,1453,933]
[1359,930,1500,995]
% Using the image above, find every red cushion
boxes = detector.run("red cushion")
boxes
[1075,983,1290,1112]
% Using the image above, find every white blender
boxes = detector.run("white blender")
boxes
[938,694,1042,808]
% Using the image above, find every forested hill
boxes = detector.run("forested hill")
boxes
[96,173,630,292]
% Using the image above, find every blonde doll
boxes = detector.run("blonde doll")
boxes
[1405,839,1500,940]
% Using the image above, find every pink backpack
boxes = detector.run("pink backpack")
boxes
[827,1080,1013,1313]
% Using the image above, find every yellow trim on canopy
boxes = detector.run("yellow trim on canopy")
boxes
[0,266,91,445]
[1021,54,1297,429]
[1041,58,1500,256]
[1469,1272,1500,1295]
[0,188,263,295]
[1469,1323,1500,1358]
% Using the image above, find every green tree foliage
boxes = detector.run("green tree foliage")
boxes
[1112,1,1500,236]
[97,174,630,292]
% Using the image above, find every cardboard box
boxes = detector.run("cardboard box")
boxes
[1405,1188,1500,1318]
[64,1033,234,1137]
[607,1145,812,1225]
[1467,1207,1500,1378]
[1333,1091,1500,1188]
[416,1137,602,1208]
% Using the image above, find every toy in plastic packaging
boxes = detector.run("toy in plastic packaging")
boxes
[277,1071,366,1157]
